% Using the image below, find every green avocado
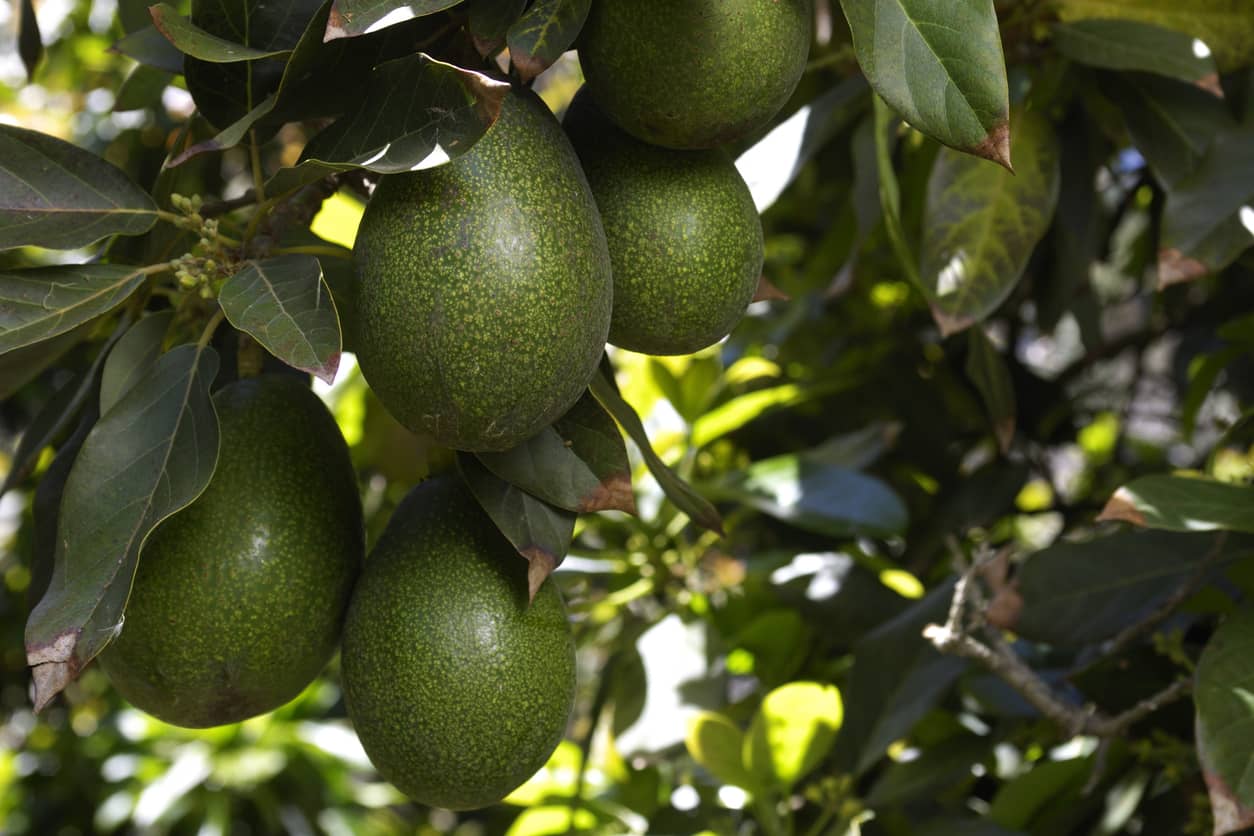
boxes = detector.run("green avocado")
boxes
[341,476,576,810]
[564,90,763,356]
[577,0,812,149]
[97,376,363,728]
[352,89,612,452]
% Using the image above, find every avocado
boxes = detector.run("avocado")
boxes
[564,90,763,355]
[341,476,576,810]
[97,376,363,728]
[577,0,813,149]
[352,89,613,452]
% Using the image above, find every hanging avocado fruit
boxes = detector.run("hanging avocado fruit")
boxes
[341,477,577,810]
[352,89,613,452]
[565,88,764,356]
[97,376,364,728]
[577,0,813,149]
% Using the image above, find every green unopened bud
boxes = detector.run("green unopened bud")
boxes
[178,272,199,289]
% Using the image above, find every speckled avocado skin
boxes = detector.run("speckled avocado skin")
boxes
[352,89,612,452]
[341,477,576,811]
[577,0,812,149]
[97,376,364,728]
[565,90,763,355]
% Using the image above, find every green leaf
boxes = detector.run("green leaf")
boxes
[29,406,97,611]
[148,3,294,61]
[965,328,1016,452]
[706,455,908,538]
[0,326,87,400]
[18,0,42,79]
[268,52,509,191]
[0,125,158,251]
[505,0,590,83]
[1013,530,1247,647]
[0,266,150,355]
[457,453,576,602]
[99,312,173,416]
[987,755,1094,830]
[745,682,842,791]
[919,109,1061,335]
[218,255,342,384]
[115,64,173,112]
[1053,19,1216,81]
[25,344,221,711]
[1056,0,1254,73]
[685,712,759,792]
[871,94,921,288]
[1099,474,1254,532]
[465,0,526,53]
[552,393,634,513]
[866,734,989,807]
[840,0,1010,165]
[589,369,724,535]
[110,24,187,73]
[690,377,860,448]
[1196,607,1254,834]
[324,0,464,39]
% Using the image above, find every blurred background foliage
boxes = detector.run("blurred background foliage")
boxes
[3,0,1254,834]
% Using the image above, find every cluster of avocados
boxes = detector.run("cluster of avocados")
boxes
[99,0,810,814]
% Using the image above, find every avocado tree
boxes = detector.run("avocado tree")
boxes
[2,0,1254,834]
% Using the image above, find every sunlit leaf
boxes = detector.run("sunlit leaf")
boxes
[840,0,1010,165]
[1053,19,1216,81]
[0,266,149,355]
[1196,607,1254,834]
[745,682,842,791]
[149,3,293,61]
[1099,474,1254,532]
[218,255,342,383]
[919,109,1060,335]
[686,712,758,792]
[0,125,158,251]
[324,0,464,40]
[25,344,220,710]
[1056,0,1254,73]
[690,378,859,449]
[506,0,590,83]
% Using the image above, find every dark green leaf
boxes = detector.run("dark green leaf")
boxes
[1014,531,1247,647]
[114,65,173,112]
[1196,607,1254,834]
[111,24,187,73]
[690,377,861,448]
[965,328,1016,452]
[919,109,1060,335]
[324,0,464,39]
[0,125,158,251]
[99,312,173,416]
[29,405,97,610]
[866,733,989,807]
[149,3,294,61]
[706,456,908,538]
[987,756,1094,830]
[1056,0,1254,73]
[25,344,221,710]
[465,0,526,54]
[552,393,634,513]
[832,583,966,775]
[1054,19,1215,81]
[871,94,920,287]
[806,422,899,471]
[218,255,342,383]
[18,0,42,79]
[506,0,590,83]
[0,326,87,400]
[0,266,149,355]
[589,369,724,535]
[457,453,575,601]
[1099,475,1254,532]
[840,0,1010,165]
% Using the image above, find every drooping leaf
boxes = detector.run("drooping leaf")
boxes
[99,312,173,416]
[148,3,294,61]
[1195,607,1254,834]
[745,682,843,792]
[0,126,158,251]
[25,344,221,710]
[1013,530,1248,647]
[506,0,590,83]
[706,455,908,539]
[552,393,635,514]
[324,0,464,40]
[685,712,759,792]
[218,255,342,383]
[0,266,150,355]
[18,0,42,79]
[1099,474,1254,532]
[465,0,526,54]
[919,109,1061,335]
[457,453,576,601]
[1056,0,1254,73]
[965,327,1016,452]
[1053,19,1216,81]
[736,77,869,212]
[589,369,724,535]
[832,582,966,776]
[266,52,509,192]
[110,24,187,73]
[840,0,1010,166]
